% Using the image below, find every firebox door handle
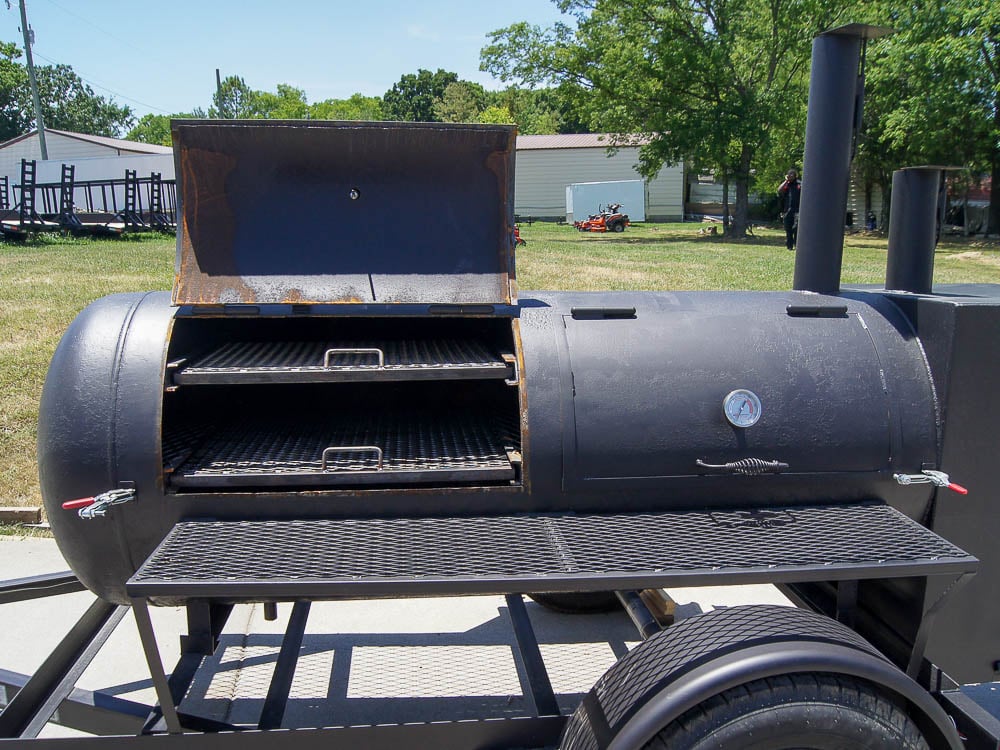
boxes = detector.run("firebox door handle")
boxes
[696,458,789,476]
[894,470,968,495]
[323,348,385,369]
[321,446,384,472]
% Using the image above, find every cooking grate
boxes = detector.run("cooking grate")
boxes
[170,411,518,488]
[127,503,977,600]
[173,339,512,384]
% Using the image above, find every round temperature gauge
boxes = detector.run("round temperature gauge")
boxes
[723,389,762,428]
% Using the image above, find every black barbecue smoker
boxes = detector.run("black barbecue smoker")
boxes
[4,23,1000,750]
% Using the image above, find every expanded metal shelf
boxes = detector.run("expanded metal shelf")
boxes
[171,339,515,384]
[168,411,519,488]
[127,503,977,600]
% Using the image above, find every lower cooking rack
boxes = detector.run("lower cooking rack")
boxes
[164,408,521,489]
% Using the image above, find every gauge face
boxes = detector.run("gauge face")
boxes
[723,389,762,428]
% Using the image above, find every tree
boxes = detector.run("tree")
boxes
[34,64,134,136]
[127,111,204,146]
[126,113,173,145]
[253,83,309,119]
[0,42,30,141]
[478,104,516,124]
[433,81,486,122]
[482,0,853,238]
[210,75,258,119]
[858,1,998,233]
[382,69,458,121]
[486,86,583,134]
[310,94,384,121]
[0,43,133,139]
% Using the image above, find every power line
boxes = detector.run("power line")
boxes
[37,0,171,66]
[30,49,173,114]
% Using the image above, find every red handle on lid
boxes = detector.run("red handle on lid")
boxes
[948,483,969,495]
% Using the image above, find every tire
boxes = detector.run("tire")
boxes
[527,591,622,614]
[611,221,625,233]
[644,674,930,750]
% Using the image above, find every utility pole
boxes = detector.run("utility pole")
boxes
[215,68,225,118]
[18,0,47,159]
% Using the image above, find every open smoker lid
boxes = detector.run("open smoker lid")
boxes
[171,120,517,306]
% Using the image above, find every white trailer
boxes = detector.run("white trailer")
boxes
[566,179,646,224]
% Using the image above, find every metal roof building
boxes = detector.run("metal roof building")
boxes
[0,129,173,207]
[515,133,684,221]
[1,128,687,223]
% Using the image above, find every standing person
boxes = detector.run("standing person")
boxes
[778,169,801,250]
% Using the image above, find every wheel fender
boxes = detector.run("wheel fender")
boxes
[609,641,962,750]
[564,606,962,750]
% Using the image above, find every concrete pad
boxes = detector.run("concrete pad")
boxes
[0,537,793,736]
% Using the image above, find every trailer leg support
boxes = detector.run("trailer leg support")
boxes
[180,602,233,656]
[505,594,560,717]
[835,579,858,628]
[907,573,975,680]
[258,601,311,730]
[130,599,183,734]
[0,598,127,738]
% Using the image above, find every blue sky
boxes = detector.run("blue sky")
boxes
[3,0,569,120]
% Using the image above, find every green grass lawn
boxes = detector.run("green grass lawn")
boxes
[516,221,1000,290]
[2,224,999,511]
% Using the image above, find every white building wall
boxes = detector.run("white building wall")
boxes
[0,132,111,189]
[515,146,683,221]
[847,163,884,229]
[1,131,175,213]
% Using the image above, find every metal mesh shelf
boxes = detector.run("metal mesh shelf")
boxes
[173,339,514,384]
[127,503,977,600]
[168,411,519,488]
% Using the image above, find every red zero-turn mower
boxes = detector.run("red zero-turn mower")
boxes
[574,202,631,233]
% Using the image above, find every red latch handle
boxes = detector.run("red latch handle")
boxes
[895,470,968,495]
[62,497,95,510]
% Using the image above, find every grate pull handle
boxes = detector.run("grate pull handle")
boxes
[502,353,520,385]
[323,347,385,368]
[321,446,384,472]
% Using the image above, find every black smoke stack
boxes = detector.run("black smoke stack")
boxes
[793,25,891,294]
[885,167,944,294]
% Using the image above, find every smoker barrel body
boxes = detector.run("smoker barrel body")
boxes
[40,289,939,606]
[33,107,1000,700]
[38,292,175,601]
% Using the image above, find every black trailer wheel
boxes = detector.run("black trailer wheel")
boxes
[527,591,622,613]
[644,674,930,750]
[559,606,956,750]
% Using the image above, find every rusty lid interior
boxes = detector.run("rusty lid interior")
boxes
[171,120,516,306]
